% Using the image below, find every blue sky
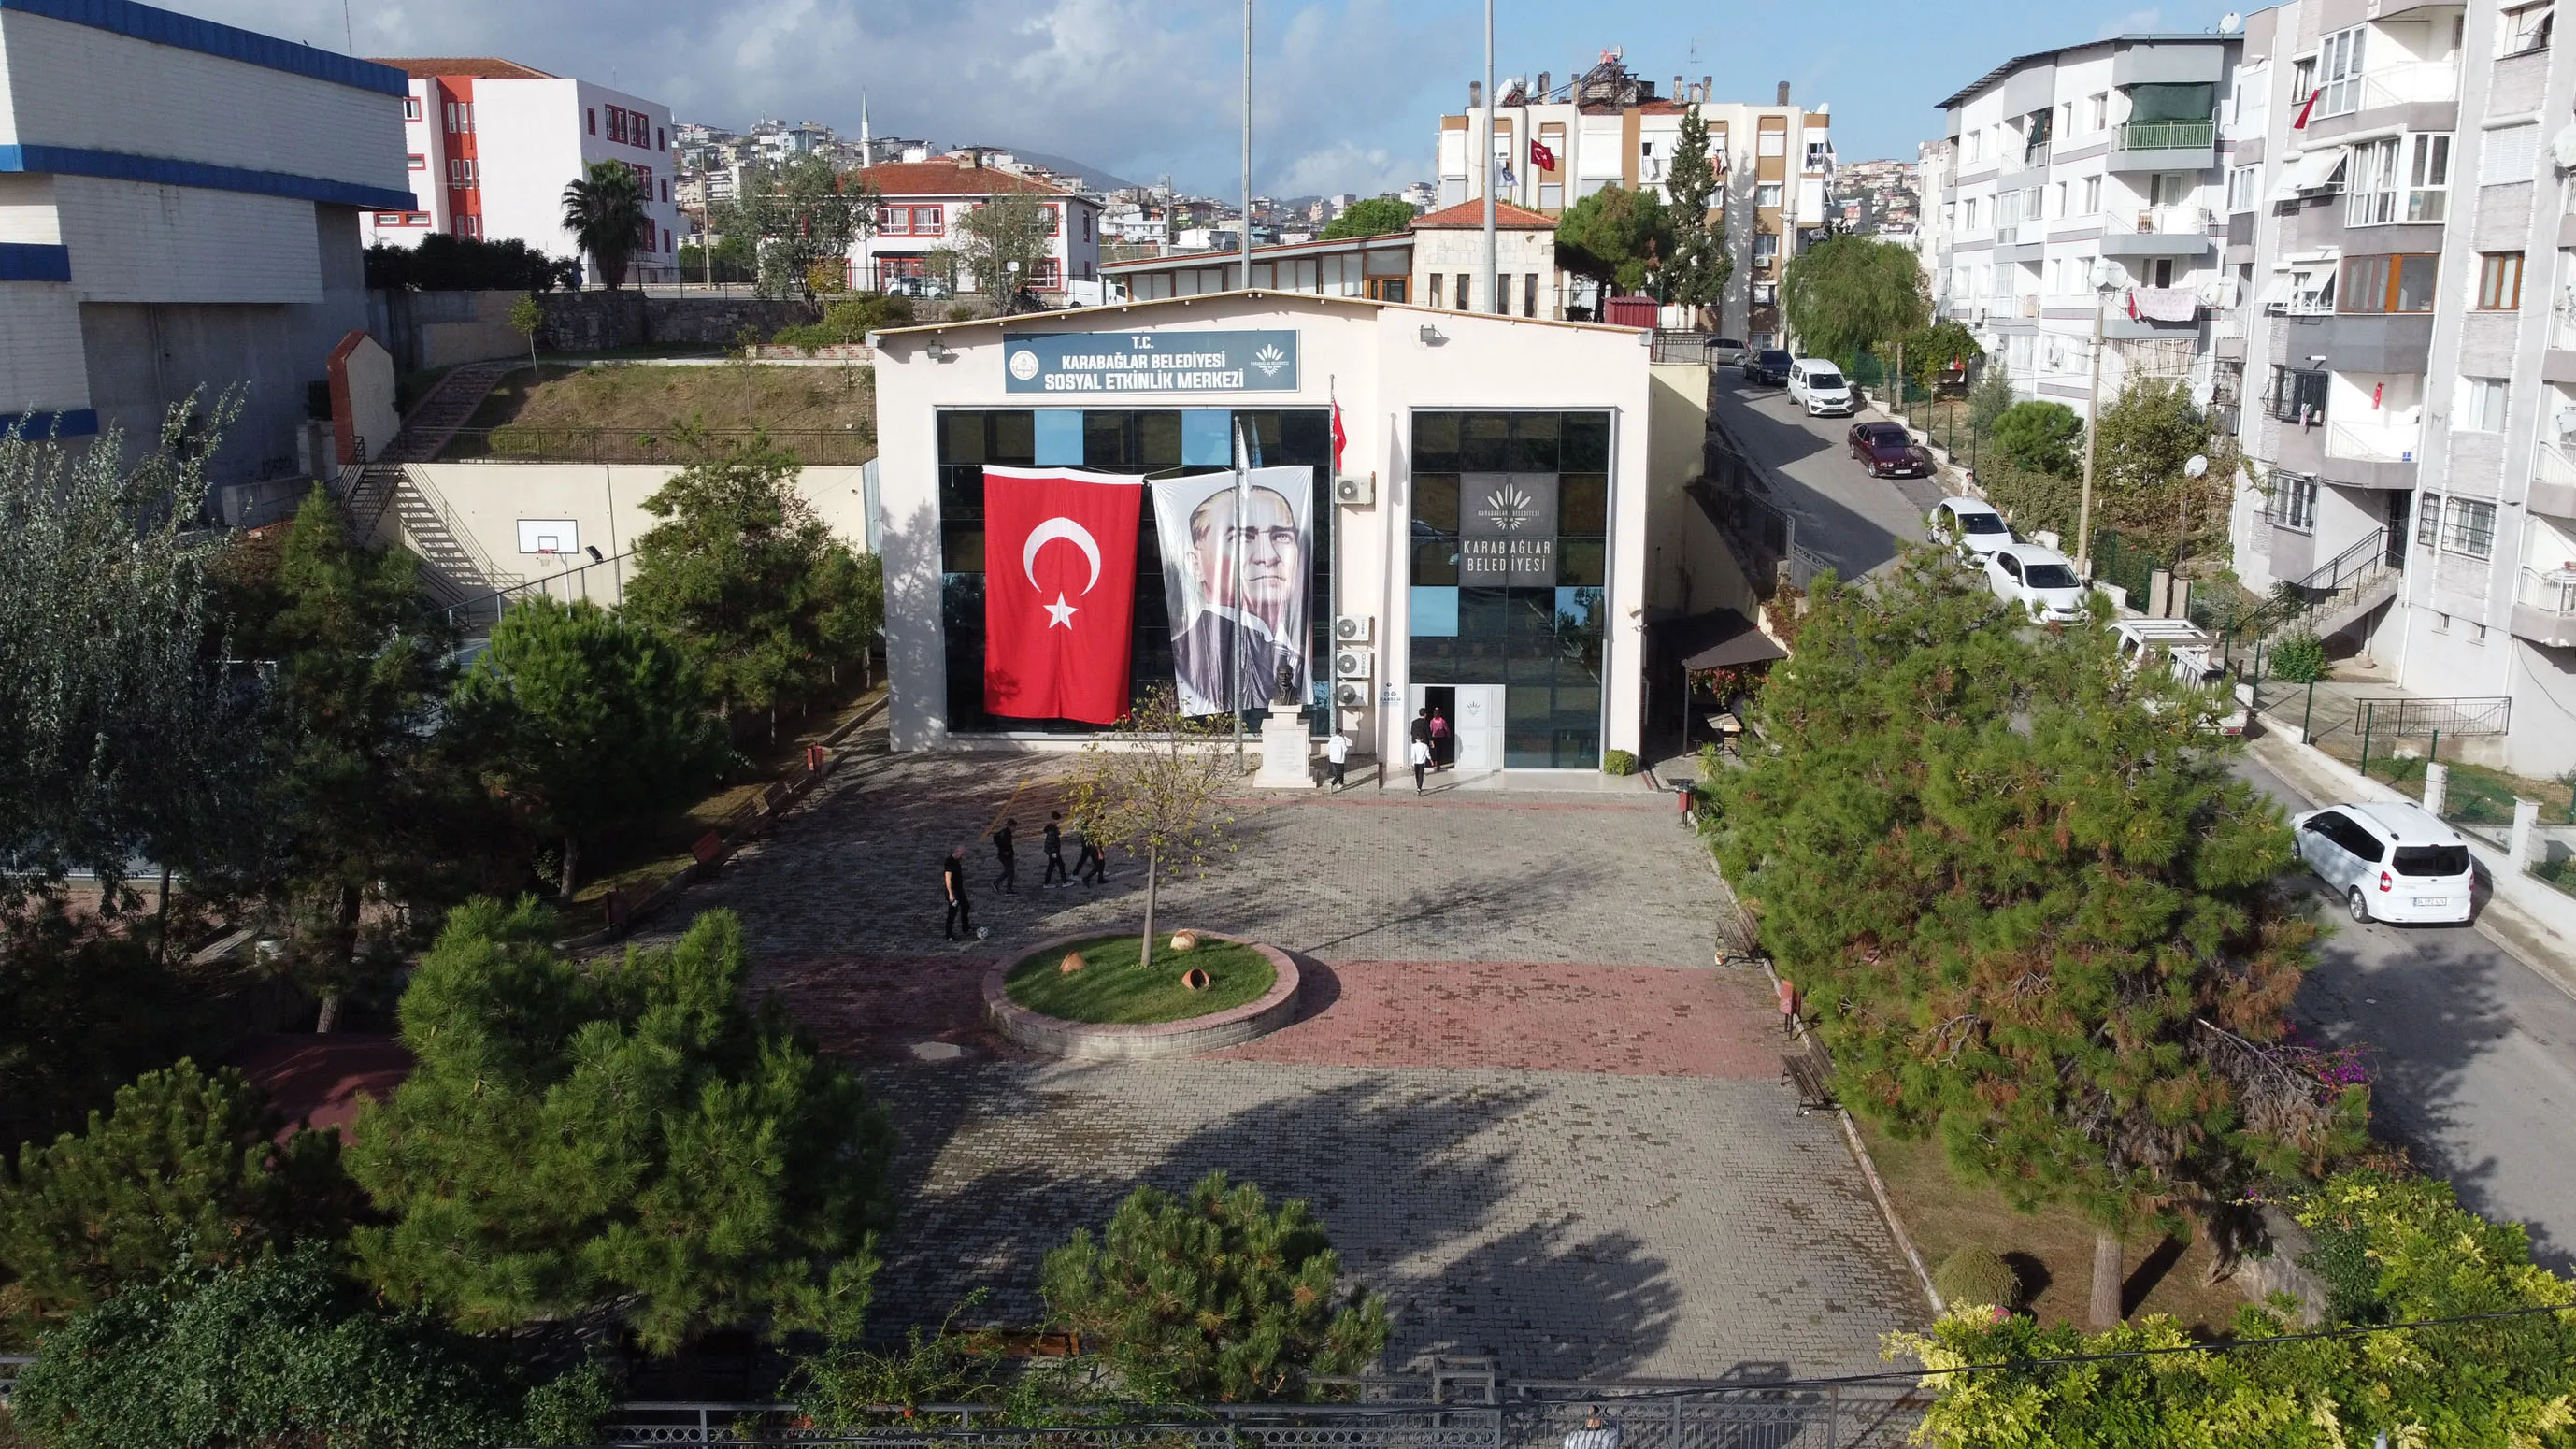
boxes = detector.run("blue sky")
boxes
[173,0,2217,195]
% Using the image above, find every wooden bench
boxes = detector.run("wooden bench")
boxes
[1781,1053,1835,1116]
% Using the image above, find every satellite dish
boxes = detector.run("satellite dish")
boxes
[2219,12,2242,34]
[2552,123,2576,171]
[2185,453,2211,479]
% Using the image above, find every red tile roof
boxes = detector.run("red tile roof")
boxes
[856,161,1077,197]
[368,57,557,80]
[1409,198,1557,229]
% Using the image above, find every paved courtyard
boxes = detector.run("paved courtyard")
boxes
[628,722,1927,1379]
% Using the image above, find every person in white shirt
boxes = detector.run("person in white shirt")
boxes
[1324,729,1352,790]
[1407,736,1432,795]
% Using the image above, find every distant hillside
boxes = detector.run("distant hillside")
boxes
[992,146,1138,194]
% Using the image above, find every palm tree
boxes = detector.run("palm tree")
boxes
[561,159,649,288]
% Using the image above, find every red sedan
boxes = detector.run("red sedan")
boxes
[1847,421,1932,478]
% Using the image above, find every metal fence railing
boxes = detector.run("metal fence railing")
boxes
[436,427,877,466]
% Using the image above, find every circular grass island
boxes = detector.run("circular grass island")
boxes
[984,932,1301,1060]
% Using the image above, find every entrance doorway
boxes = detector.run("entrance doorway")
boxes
[1410,684,1503,772]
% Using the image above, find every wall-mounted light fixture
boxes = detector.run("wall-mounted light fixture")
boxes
[1419,324,1446,346]
[926,340,956,362]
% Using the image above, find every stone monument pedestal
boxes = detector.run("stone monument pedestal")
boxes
[1252,710,1315,789]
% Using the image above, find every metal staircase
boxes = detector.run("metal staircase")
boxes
[2272,527,2402,642]
[334,359,517,545]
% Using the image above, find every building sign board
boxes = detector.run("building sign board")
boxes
[1003,330,1300,395]
[1458,472,1558,586]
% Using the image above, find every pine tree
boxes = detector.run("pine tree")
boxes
[451,598,730,897]
[0,1058,354,1314]
[343,899,892,1352]
[1704,552,2351,1327]
[1662,108,1731,321]
[1040,1171,1389,1401]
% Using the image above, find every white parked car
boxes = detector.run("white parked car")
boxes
[1983,543,2089,624]
[2111,618,2251,735]
[1930,497,2012,560]
[2291,801,2475,925]
[1786,358,1856,417]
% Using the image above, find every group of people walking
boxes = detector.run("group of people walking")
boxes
[943,811,1109,940]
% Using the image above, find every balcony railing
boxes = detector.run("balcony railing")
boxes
[2540,442,2576,490]
[2521,565,2576,615]
[2020,141,2053,170]
[2359,62,2460,111]
[2116,120,2216,151]
[2326,420,2422,463]
[2129,203,2217,236]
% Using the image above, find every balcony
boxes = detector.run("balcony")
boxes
[2535,443,2576,520]
[2511,566,2576,648]
[2360,61,2460,111]
[2110,120,2216,172]
[2326,419,2420,464]
[2098,204,2219,257]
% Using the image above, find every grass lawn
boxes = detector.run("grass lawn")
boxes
[1004,935,1275,1025]
[2355,753,2574,832]
[436,360,875,463]
[1855,1117,2254,1337]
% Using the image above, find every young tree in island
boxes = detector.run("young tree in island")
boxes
[1702,552,2354,1327]
[506,292,543,375]
[1318,195,1416,239]
[1780,234,1929,367]
[449,597,730,898]
[1553,184,1674,296]
[623,432,882,734]
[344,899,892,1351]
[935,186,1055,313]
[1041,1171,1389,1401]
[1661,108,1732,323]
[560,157,649,287]
[1062,690,1235,974]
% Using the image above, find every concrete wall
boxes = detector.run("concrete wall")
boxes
[1409,226,1564,318]
[369,288,533,370]
[534,291,819,352]
[1641,362,1757,622]
[327,332,398,463]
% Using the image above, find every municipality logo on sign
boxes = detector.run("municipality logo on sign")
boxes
[1251,343,1289,377]
[1481,483,1538,533]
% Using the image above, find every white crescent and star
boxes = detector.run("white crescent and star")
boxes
[1022,516,1102,630]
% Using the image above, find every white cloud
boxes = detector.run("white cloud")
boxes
[1269,141,1410,199]
[2097,7,2164,38]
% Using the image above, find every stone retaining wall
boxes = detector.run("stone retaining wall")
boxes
[984,935,1301,1060]
[534,292,821,352]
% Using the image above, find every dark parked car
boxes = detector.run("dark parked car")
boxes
[1743,349,1793,385]
[1846,421,1932,478]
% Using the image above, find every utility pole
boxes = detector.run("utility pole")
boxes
[1481,0,1496,314]
[2077,280,2106,577]
[1241,0,1253,292]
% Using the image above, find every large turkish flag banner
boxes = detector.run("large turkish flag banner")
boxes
[981,466,1143,724]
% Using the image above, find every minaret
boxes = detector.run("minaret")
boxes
[860,93,872,164]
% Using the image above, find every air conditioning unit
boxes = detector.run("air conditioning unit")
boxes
[1334,614,1373,644]
[1333,646,1374,681]
[1332,680,1370,709]
[1333,473,1374,507]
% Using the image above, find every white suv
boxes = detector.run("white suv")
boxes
[1786,359,1855,417]
[2292,801,2476,925]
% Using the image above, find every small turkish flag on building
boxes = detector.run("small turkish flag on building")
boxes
[2293,87,2321,129]
[981,466,1143,724]
[1330,399,1347,474]
[1529,138,1557,171]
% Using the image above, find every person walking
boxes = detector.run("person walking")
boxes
[1040,811,1068,887]
[1428,706,1452,770]
[1562,1409,1622,1449]
[942,846,974,940]
[1324,727,1352,791]
[991,818,1018,894]
[1074,817,1108,885]
[1408,735,1432,795]
[1410,706,1434,756]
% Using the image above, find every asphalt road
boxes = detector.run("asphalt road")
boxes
[1704,367,2576,1269]
[2236,752,2576,1270]
[1706,372,1944,579]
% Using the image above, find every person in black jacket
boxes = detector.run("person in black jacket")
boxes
[991,819,1018,894]
[942,846,973,940]
[1041,811,1069,887]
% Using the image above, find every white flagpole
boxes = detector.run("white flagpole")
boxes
[1481,0,1495,314]
[1241,0,1253,292]
[1233,423,1249,768]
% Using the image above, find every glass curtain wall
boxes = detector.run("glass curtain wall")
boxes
[937,408,1333,732]
[1407,410,1610,768]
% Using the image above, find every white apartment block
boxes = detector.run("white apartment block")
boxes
[1931,34,2241,421]
[1438,56,1833,346]
[0,0,409,490]
[849,155,1102,297]
[2221,0,2573,776]
[367,59,682,284]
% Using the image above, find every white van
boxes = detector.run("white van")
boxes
[1786,359,1855,417]
[2292,801,2476,925]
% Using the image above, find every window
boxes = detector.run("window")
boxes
[1756,181,1782,208]
[404,96,422,122]
[1753,231,1780,259]
[1428,273,1444,308]
[2285,265,2337,313]
[1454,273,1471,310]
[2483,122,2540,185]
[451,214,480,238]
[1759,128,1786,157]
[587,108,597,136]
[2501,2,2555,55]
[2227,165,2258,211]
[407,152,426,170]
[1806,139,1832,170]
[2480,252,2526,308]
[2347,136,2400,224]
[2317,25,2367,118]
[2082,175,2101,214]
[2268,471,2320,531]
[2268,366,2330,423]
[660,179,670,203]
[2406,134,2451,220]
[1963,196,1980,230]
[2340,254,2438,312]
[2457,377,2509,432]
[1524,272,1538,317]
[448,158,478,185]
[2088,93,2109,132]
[2416,494,2443,547]
[608,106,627,144]
[2442,495,2497,556]
[657,127,667,151]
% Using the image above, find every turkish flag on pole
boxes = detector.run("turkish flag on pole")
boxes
[1529,138,1557,171]
[981,466,1143,724]
[1330,399,1347,474]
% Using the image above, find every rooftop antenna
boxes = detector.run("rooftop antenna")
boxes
[340,0,351,52]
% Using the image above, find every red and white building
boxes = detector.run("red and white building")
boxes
[850,155,1101,298]
[366,58,682,283]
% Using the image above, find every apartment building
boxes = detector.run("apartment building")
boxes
[849,155,1102,298]
[0,0,410,492]
[367,59,682,283]
[2221,0,2574,776]
[1436,55,1833,346]
[1931,33,2242,421]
